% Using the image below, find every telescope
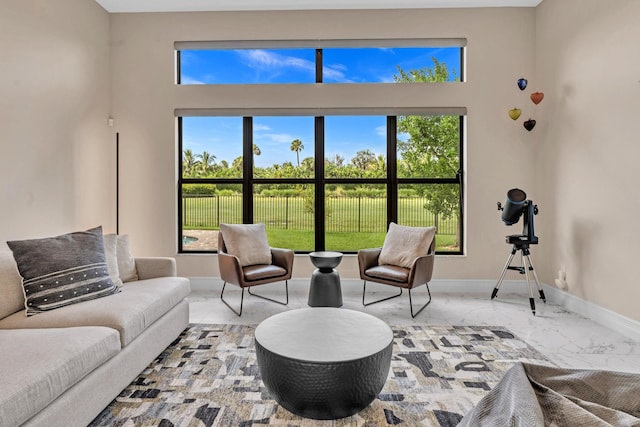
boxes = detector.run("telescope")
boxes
[492,188,545,315]
[497,188,538,245]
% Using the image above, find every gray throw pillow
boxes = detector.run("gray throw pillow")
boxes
[7,226,120,316]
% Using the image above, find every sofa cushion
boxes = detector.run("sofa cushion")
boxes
[103,233,123,287]
[0,244,24,319]
[0,277,190,347]
[220,223,272,267]
[6,226,120,316]
[0,327,121,427]
[116,234,138,282]
[378,222,436,269]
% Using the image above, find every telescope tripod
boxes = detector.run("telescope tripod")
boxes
[491,239,546,315]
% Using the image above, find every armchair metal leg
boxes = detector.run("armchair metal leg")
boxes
[408,284,432,318]
[220,282,244,316]
[247,280,289,306]
[362,281,403,306]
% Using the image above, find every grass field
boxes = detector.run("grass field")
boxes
[182,195,459,252]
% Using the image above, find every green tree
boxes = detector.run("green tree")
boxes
[182,149,200,177]
[290,139,304,167]
[395,58,460,242]
[197,151,216,177]
[351,149,376,171]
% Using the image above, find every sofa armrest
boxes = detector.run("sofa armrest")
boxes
[135,257,177,280]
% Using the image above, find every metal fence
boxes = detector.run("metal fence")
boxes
[182,194,458,235]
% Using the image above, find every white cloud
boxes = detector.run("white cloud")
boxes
[263,133,294,144]
[322,62,357,82]
[253,124,272,131]
[181,75,206,84]
[375,125,387,137]
[236,49,314,73]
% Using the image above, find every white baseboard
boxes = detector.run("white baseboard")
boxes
[187,277,640,342]
[541,284,640,342]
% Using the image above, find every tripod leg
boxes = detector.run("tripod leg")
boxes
[492,247,517,299]
[522,253,536,315]
[524,253,546,303]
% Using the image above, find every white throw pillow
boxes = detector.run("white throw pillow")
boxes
[116,234,138,282]
[103,233,123,287]
[220,223,272,267]
[378,223,436,269]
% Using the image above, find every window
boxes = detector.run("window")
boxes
[179,48,316,84]
[177,40,465,254]
[179,114,463,254]
[176,40,465,84]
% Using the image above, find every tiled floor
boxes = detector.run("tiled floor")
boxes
[187,278,640,374]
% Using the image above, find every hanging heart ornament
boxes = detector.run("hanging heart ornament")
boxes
[517,78,528,91]
[530,92,544,104]
[508,108,522,120]
[523,119,536,131]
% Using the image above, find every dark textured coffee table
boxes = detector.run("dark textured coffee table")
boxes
[254,308,393,420]
[307,251,343,307]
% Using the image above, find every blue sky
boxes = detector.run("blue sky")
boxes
[180,47,459,168]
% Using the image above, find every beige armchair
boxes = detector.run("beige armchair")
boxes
[358,223,436,318]
[218,224,294,316]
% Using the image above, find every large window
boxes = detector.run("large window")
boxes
[179,114,463,254]
[177,40,465,254]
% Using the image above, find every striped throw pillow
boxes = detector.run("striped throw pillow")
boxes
[7,226,120,316]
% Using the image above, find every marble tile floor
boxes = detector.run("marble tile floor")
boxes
[187,278,640,374]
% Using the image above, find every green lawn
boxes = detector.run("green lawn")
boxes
[183,195,460,252]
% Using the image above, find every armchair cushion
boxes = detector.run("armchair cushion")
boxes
[365,265,409,283]
[220,223,272,267]
[378,223,436,269]
[243,264,287,282]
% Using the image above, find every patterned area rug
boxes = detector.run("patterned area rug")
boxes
[89,324,550,426]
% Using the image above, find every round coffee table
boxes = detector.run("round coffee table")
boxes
[254,308,393,420]
[307,251,343,307]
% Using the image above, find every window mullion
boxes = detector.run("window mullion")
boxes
[316,49,322,83]
[314,116,325,251]
[387,116,398,226]
[243,117,253,224]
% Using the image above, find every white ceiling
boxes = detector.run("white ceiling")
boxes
[95,0,543,13]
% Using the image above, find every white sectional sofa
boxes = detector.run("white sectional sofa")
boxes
[0,244,191,427]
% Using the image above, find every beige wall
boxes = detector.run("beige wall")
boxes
[535,0,640,322]
[3,1,636,323]
[0,0,113,241]
[109,8,538,280]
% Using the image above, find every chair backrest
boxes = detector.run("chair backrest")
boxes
[217,231,228,254]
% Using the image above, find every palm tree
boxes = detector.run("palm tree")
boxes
[198,151,216,176]
[182,149,200,177]
[290,139,304,167]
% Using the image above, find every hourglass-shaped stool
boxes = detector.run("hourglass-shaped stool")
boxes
[307,251,343,307]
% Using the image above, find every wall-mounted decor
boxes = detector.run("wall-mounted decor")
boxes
[509,78,544,132]
[523,119,536,131]
[530,92,544,105]
[517,78,528,91]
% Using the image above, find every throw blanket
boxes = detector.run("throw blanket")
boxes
[459,362,640,426]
